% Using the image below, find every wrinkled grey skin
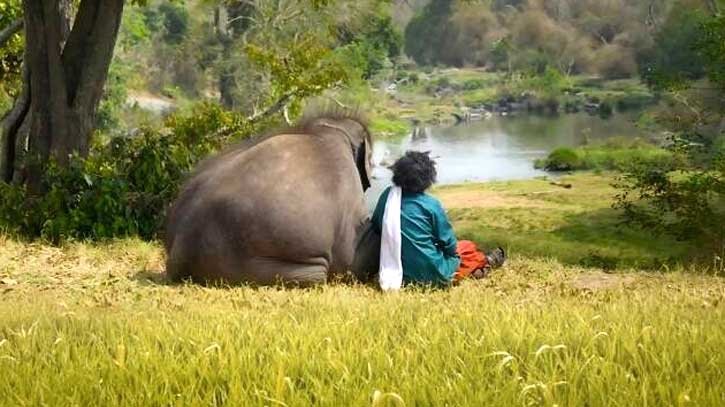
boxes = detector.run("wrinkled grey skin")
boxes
[164,114,373,285]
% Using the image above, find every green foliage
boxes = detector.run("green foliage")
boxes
[639,8,708,90]
[365,14,403,59]
[535,140,674,172]
[246,36,349,116]
[404,0,454,66]
[697,13,725,89]
[118,7,151,48]
[335,40,388,79]
[616,12,725,253]
[490,37,512,71]
[615,156,724,251]
[96,61,131,132]
[525,66,569,95]
[158,2,190,44]
[535,148,582,171]
[0,0,23,113]
[334,14,402,79]
[369,116,410,138]
[0,104,253,241]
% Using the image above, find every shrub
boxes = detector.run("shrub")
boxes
[592,44,638,79]
[0,103,257,241]
[598,99,614,118]
[536,148,582,171]
[435,76,452,88]
[535,142,674,173]
[617,14,724,254]
[462,79,488,90]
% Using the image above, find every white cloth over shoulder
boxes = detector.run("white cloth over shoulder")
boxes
[379,186,403,291]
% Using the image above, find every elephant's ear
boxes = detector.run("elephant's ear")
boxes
[356,135,372,191]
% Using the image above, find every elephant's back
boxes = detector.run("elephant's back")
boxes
[168,132,358,264]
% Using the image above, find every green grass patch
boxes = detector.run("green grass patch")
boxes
[369,116,410,139]
[534,139,673,172]
[458,87,499,106]
[435,174,695,269]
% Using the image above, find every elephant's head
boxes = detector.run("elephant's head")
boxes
[311,115,373,191]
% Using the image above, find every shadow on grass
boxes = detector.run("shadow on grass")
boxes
[551,208,692,270]
[454,207,693,271]
[130,269,366,290]
[132,269,171,286]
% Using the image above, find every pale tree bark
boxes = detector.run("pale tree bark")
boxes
[0,0,124,191]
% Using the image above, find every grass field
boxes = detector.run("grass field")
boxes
[1,174,724,406]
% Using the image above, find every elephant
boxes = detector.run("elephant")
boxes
[164,111,373,285]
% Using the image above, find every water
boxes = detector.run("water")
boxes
[366,113,644,208]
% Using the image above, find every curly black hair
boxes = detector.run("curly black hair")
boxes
[390,151,437,193]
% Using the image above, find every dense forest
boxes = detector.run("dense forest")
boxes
[0,0,720,121]
[405,0,719,79]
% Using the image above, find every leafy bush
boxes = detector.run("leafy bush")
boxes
[535,148,582,171]
[535,141,674,172]
[616,13,725,254]
[404,0,455,66]
[334,14,401,79]
[336,41,388,79]
[0,103,255,241]
[614,155,724,252]
[158,2,189,44]
[0,0,23,112]
[639,8,707,90]
[435,76,452,88]
[462,79,489,90]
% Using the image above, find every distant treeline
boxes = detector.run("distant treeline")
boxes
[403,0,716,80]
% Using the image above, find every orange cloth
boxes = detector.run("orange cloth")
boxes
[453,240,488,281]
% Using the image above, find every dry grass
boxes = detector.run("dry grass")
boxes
[1,174,724,406]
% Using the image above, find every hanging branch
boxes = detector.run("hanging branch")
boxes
[0,18,23,48]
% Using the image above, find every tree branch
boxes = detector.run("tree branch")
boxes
[0,18,23,49]
[246,92,294,124]
[0,64,30,182]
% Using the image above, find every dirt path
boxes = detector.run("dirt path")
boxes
[126,92,175,114]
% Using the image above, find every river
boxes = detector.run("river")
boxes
[366,112,645,208]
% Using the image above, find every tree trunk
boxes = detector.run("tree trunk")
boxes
[216,6,237,109]
[0,0,124,190]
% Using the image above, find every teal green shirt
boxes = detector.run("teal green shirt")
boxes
[372,187,460,286]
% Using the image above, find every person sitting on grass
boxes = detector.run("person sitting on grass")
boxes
[372,150,505,289]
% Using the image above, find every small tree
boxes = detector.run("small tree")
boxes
[614,12,725,254]
[0,0,127,192]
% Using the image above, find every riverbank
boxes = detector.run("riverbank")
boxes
[349,68,657,138]
[533,137,672,172]
[2,173,722,406]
